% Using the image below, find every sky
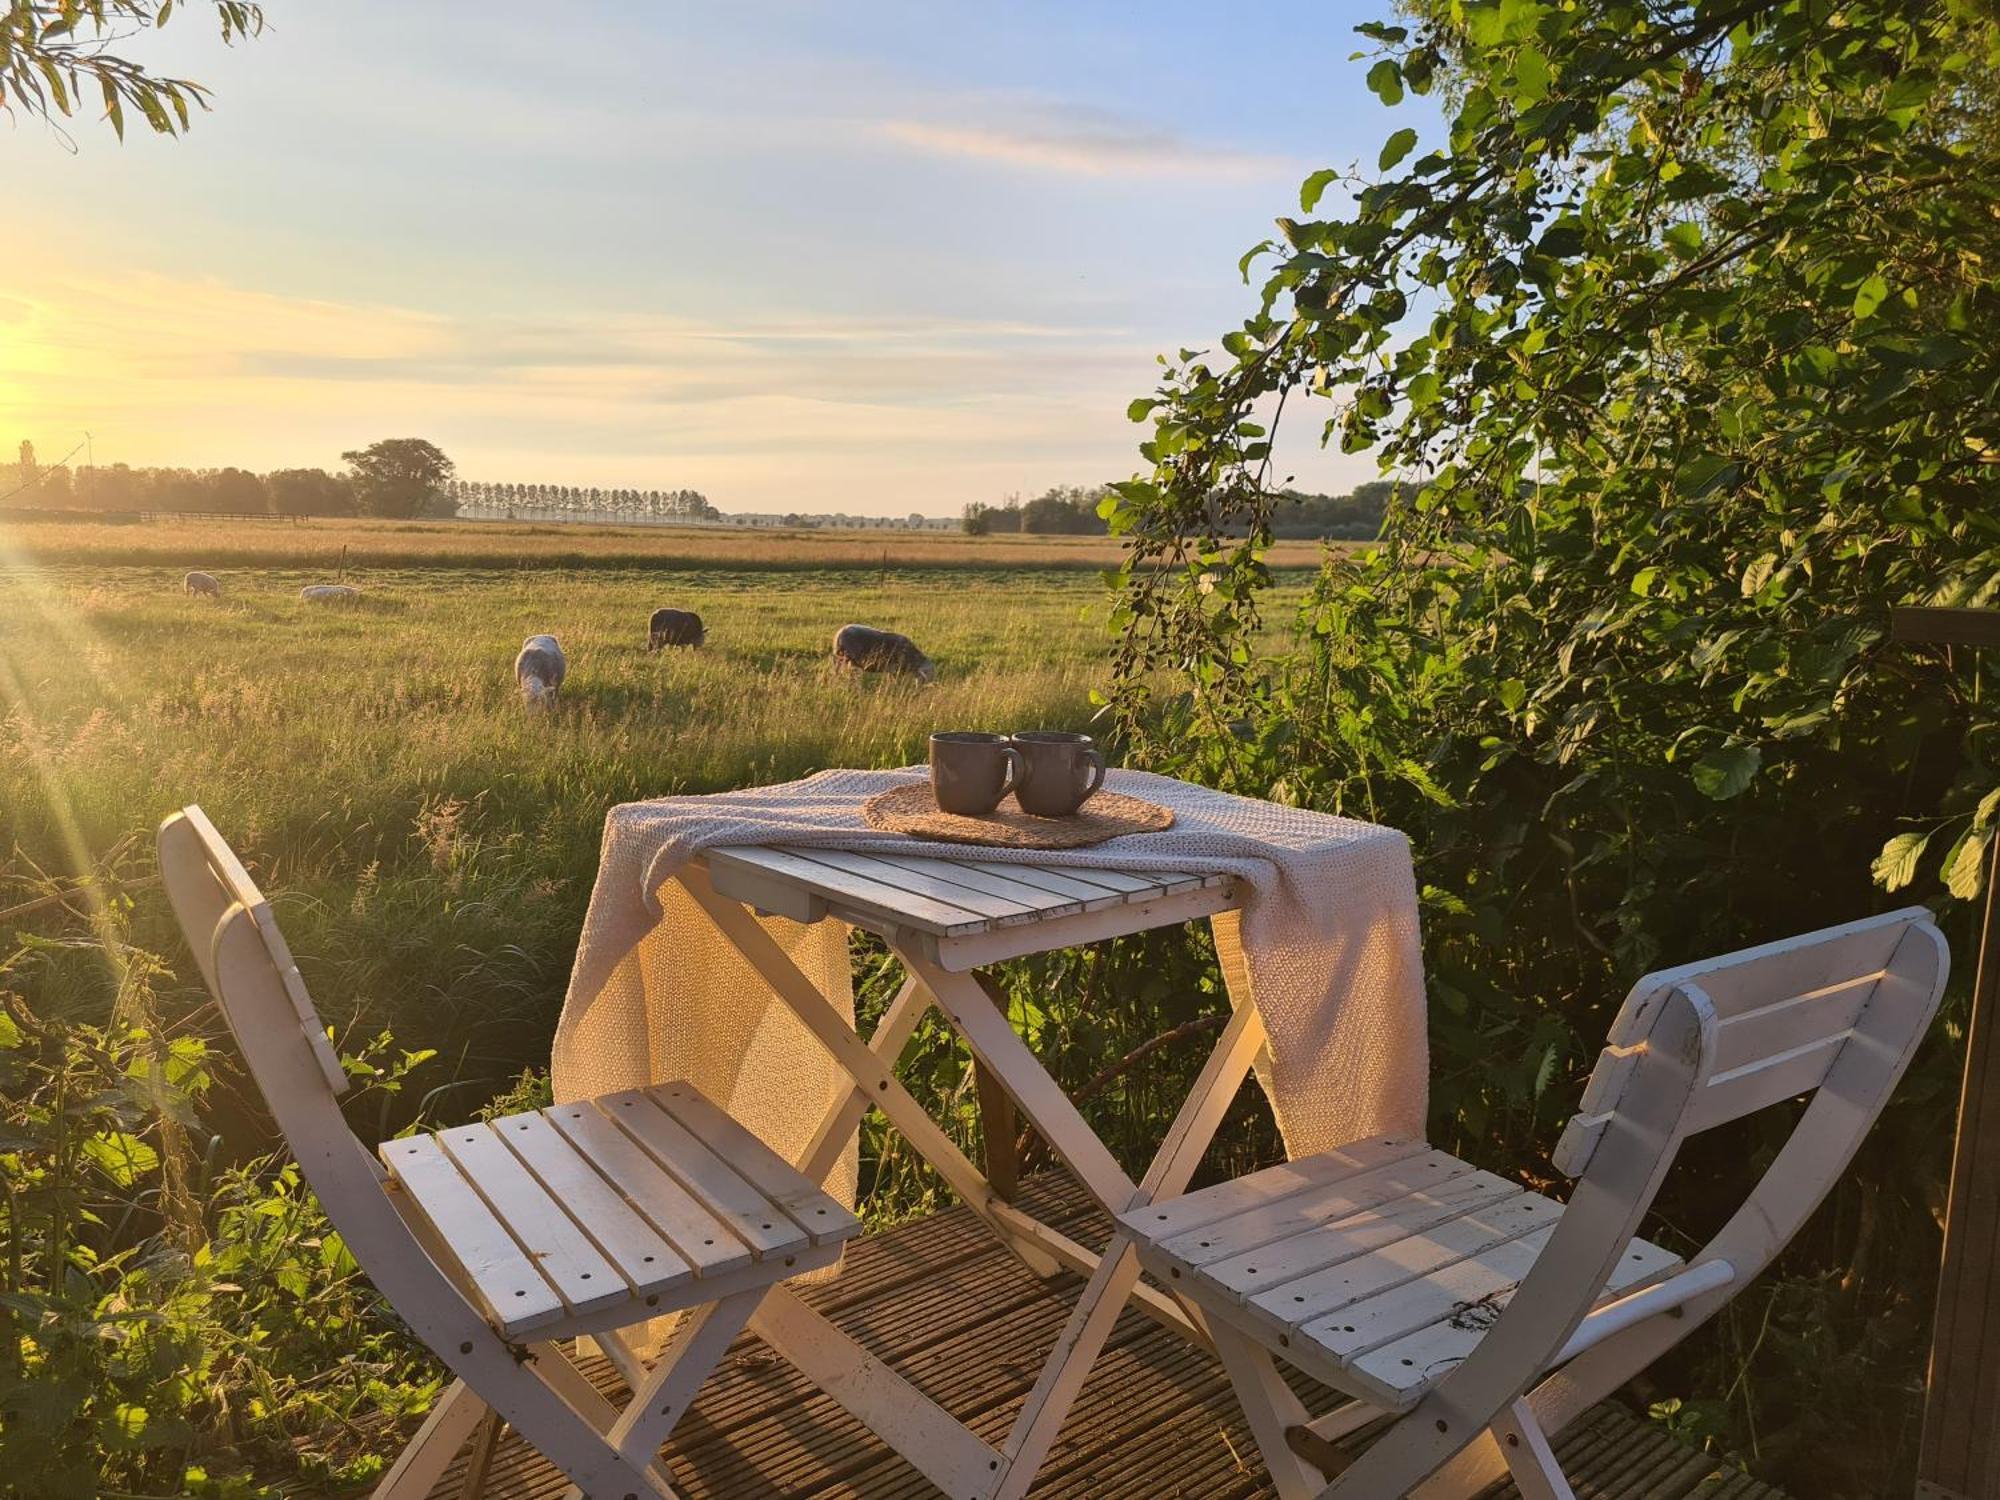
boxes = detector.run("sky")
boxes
[0,2,1431,516]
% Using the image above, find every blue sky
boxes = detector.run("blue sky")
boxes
[2,2,1431,514]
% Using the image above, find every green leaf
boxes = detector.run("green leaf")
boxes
[1872,831,1931,892]
[1300,168,1338,213]
[1511,45,1552,104]
[1379,128,1418,171]
[1367,59,1405,106]
[1664,221,1703,259]
[1126,399,1159,423]
[1853,273,1889,319]
[83,1130,159,1187]
[1945,829,1992,901]
[1691,743,1760,801]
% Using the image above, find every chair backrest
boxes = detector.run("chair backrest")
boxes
[157,806,349,1100]
[1553,906,1946,1176]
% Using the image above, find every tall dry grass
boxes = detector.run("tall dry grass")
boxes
[0,559,1113,1105]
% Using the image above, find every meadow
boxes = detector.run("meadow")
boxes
[0,511,1338,572]
[0,527,1183,1119]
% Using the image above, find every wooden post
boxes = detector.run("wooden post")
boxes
[1899,607,2000,1500]
[971,972,1023,1202]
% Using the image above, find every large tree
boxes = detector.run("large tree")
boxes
[1108,2,1999,1491]
[341,439,456,519]
[2,1,261,139]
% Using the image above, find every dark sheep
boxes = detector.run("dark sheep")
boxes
[648,607,705,650]
[832,623,935,683]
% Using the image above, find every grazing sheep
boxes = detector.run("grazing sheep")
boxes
[648,607,705,650]
[183,570,221,598]
[832,623,935,683]
[515,634,566,709]
[300,584,360,603]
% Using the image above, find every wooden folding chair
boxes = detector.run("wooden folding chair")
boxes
[1114,908,1949,1500]
[158,807,864,1500]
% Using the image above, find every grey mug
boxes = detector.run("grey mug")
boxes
[1011,731,1107,818]
[930,732,1021,816]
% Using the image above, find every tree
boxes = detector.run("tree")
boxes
[3,2,262,141]
[17,440,36,481]
[266,467,356,516]
[1020,484,1110,535]
[341,439,455,519]
[1107,3,1999,1490]
[198,466,266,514]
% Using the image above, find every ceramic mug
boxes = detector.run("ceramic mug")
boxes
[929,732,1021,815]
[1011,731,1107,817]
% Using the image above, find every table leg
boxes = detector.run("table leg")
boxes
[971,972,1023,1203]
[680,864,1266,1499]
[679,865,1063,1279]
[981,996,1269,1498]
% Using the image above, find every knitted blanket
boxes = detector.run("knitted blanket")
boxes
[552,768,1427,1206]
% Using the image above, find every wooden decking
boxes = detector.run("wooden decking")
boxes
[414,1175,1789,1499]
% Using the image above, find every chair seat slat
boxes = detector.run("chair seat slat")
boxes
[382,1135,569,1335]
[1246,1183,1560,1334]
[1218,1172,1540,1304]
[646,1083,860,1247]
[548,1100,754,1276]
[436,1123,633,1325]
[493,1108,694,1286]
[1346,1235,1683,1398]
[599,1090,810,1259]
[1157,1149,1478,1270]
[1136,1136,1426,1244]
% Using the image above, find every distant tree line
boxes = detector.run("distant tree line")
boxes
[0,438,458,519]
[450,481,719,522]
[961,485,1112,536]
[961,480,1391,540]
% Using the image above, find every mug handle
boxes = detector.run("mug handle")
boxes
[1080,749,1106,803]
[999,746,1023,797]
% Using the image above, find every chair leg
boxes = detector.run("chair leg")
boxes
[554,1289,768,1500]
[373,1380,491,1500]
[1208,1323,1331,1500]
[1490,1399,1575,1500]
[458,1409,503,1500]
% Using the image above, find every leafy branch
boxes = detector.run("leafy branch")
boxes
[1,0,262,140]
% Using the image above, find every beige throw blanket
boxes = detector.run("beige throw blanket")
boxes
[552,768,1427,1205]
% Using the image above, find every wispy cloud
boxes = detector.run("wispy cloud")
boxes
[876,113,1286,179]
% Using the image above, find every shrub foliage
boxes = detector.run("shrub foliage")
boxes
[1105,1,1999,1492]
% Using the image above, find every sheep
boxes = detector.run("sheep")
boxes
[300,584,360,602]
[832,623,935,683]
[183,570,221,598]
[515,634,566,709]
[648,607,705,650]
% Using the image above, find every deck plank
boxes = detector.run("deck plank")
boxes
[373,1174,1791,1500]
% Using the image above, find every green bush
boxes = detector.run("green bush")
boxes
[0,924,441,1500]
[1105,2,1999,1493]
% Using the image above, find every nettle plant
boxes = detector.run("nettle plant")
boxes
[1104,1,1996,1490]
[0,927,440,1499]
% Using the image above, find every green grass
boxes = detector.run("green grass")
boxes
[1,559,1114,1109]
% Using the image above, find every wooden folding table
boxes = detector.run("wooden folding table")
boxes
[674,841,1265,1499]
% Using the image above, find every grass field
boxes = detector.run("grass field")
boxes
[0,511,1342,572]
[3,517,1292,1145]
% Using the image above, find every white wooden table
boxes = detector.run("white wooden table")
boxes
[675,842,1270,1500]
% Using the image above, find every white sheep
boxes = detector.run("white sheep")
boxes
[183,570,221,598]
[300,584,360,603]
[515,634,566,709]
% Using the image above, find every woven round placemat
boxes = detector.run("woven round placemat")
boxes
[862,782,1175,848]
